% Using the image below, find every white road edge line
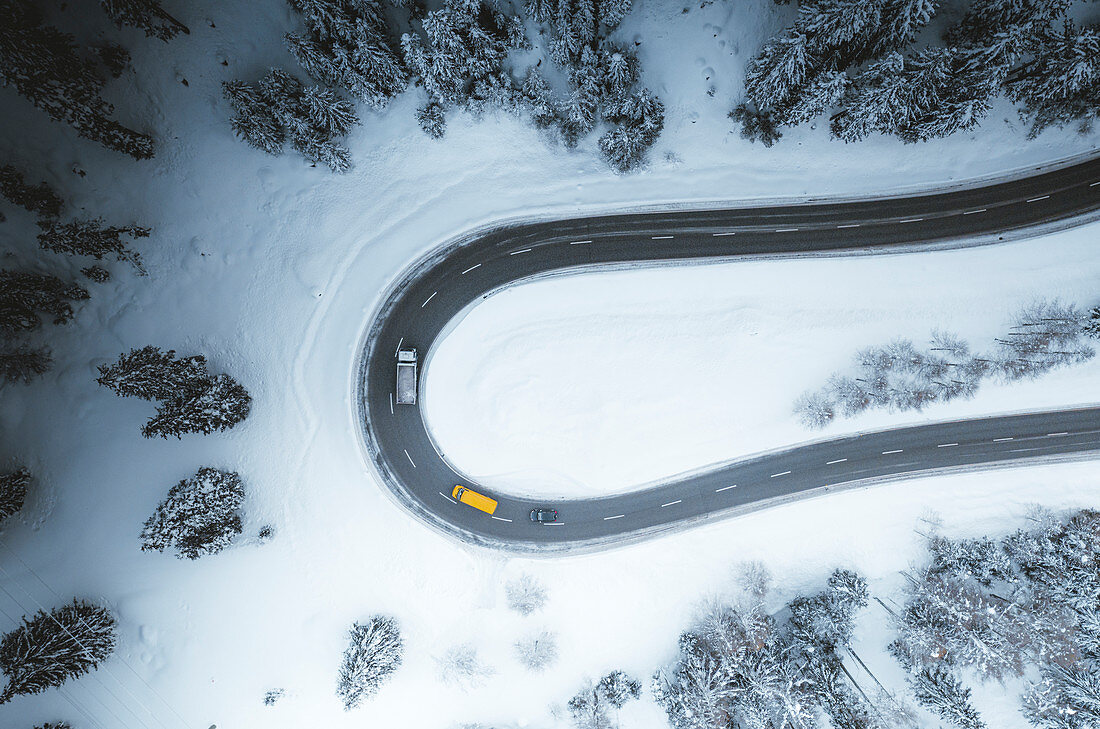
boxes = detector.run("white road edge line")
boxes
[510,248,531,255]
[770,470,792,478]
[661,500,682,508]
[712,231,736,236]
[993,437,1014,442]
[963,208,987,215]
[899,218,923,223]
[461,263,481,274]
[491,516,512,522]
[1048,432,1069,437]
[715,485,737,492]
[389,393,393,415]
[882,449,903,455]
[937,443,959,448]
[837,224,860,229]
[1026,195,1050,203]
[569,240,592,245]
[404,449,416,467]
[421,292,437,307]
[652,235,674,240]
[603,514,625,521]
[826,458,847,464]
[438,491,456,504]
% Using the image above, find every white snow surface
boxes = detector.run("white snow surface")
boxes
[0,0,1098,728]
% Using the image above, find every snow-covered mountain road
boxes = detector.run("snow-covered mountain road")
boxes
[355,156,1100,553]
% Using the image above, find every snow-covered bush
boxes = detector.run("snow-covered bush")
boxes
[505,573,548,616]
[514,630,558,672]
[567,670,641,729]
[336,615,403,709]
[0,599,117,704]
[436,643,494,689]
[141,468,244,560]
[0,468,29,523]
[98,347,252,438]
[263,688,285,706]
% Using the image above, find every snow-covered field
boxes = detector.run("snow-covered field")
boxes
[423,229,1100,498]
[2,0,1100,727]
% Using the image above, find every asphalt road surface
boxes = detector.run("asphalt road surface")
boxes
[355,157,1100,553]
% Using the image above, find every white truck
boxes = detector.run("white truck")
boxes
[396,348,418,405]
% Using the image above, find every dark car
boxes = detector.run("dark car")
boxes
[529,508,558,523]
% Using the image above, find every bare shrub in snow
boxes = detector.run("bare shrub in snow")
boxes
[0,467,29,524]
[794,390,834,428]
[995,300,1092,380]
[514,630,558,672]
[568,670,641,729]
[141,468,244,560]
[263,688,284,706]
[0,599,117,703]
[336,615,403,710]
[436,643,494,689]
[734,560,772,606]
[34,723,72,729]
[506,573,547,616]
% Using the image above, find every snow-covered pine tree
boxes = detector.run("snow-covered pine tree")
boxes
[223,80,285,155]
[37,219,150,272]
[0,2,154,159]
[599,88,664,171]
[1022,660,1100,729]
[96,42,131,78]
[729,103,784,147]
[416,100,447,138]
[96,345,208,401]
[0,346,52,384]
[81,265,111,283]
[743,31,813,111]
[141,372,252,439]
[285,0,407,108]
[0,270,88,336]
[927,534,1012,586]
[0,468,29,523]
[141,467,244,559]
[909,665,986,729]
[1007,23,1100,138]
[0,165,62,219]
[568,670,641,729]
[597,670,641,708]
[520,69,559,128]
[0,599,117,704]
[336,615,403,709]
[100,0,190,41]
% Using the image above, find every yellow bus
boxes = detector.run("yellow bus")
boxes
[452,485,498,515]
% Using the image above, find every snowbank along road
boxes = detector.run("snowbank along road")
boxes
[356,157,1100,553]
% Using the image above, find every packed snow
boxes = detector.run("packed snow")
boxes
[1,0,1099,728]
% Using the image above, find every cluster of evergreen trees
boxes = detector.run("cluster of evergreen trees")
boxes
[890,508,1100,729]
[736,0,1100,145]
[796,299,1097,428]
[97,345,252,439]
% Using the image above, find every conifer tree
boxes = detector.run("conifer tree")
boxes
[0,2,154,159]
[100,0,190,41]
[0,346,52,385]
[0,165,62,220]
[0,468,29,523]
[141,468,244,559]
[141,372,252,439]
[37,219,150,272]
[0,600,117,704]
[96,345,207,401]
[0,270,88,337]
[910,666,986,729]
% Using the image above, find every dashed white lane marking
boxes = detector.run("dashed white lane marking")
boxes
[770,470,792,478]
[491,516,512,522]
[937,442,959,448]
[603,514,625,521]
[1091,181,1100,187]
[712,231,737,236]
[389,393,393,415]
[461,263,481,274]
[827,458,847,464]
[1026,195,1050,203]
[438,491,456,504]
[545,522,565,526]
[993,437,1014,442]
[652,235,674,240]
[661,500,682,508]
[882,449,904,455]
[569,239,592,245]
[899,218,923,223]
[421,291,437,307]
[775,228,799,233]
[963,208,987,215]
[395,337,403,356]
[837,223,861,229]
[715,484,737,492]
[1047,432,1069,437]
[510,248,531,255]
[404,449,416,467]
